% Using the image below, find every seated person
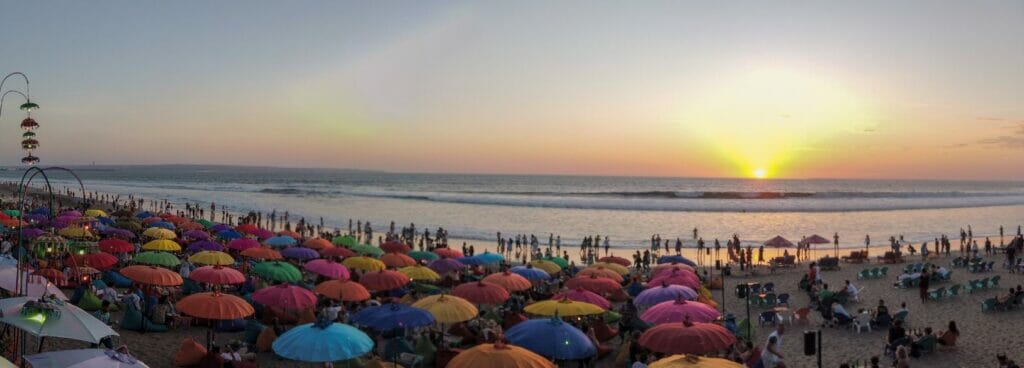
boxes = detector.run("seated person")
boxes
[997,288,1016,306]
[935,266,950,278]
[910,327,936,356]
[817,284,834,303]
[831,302,853,325]
[873,300,890,320]
[886,320,909,355]
[937,321,958,346]
[894,272,920,287]
[844,280,860,299]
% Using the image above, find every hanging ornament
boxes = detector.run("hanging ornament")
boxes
[20,117,39,130]
[21,155,39,165]
[22,131,35,138]
[21,138,39,150]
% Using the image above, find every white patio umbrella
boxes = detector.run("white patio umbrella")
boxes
[0,297,117,344]
[0,266,67,300]
[23,349,149,368]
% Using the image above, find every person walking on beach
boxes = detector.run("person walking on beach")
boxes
[675,238,682,256]
[918,269,930,303]
[604,237,610,256]
[693,227,698,240]
[714,239,721,262]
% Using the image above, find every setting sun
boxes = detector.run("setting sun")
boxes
[753,168,767,179]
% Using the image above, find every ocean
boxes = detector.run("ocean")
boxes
[2,165,1023,250]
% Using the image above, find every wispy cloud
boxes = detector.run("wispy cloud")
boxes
[974,123,1024,149]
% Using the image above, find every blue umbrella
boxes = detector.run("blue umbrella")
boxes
[510,265,551,281]
[272,321,374,362]
[30,207,50,215]
[351,303,435,331]
[97,217,115,225]
[149,221,176,230]
[281,247,320,261]
[657,255,697,267]
[135,211,153,219]
[473,252,504,264]
[456,256,484,266]
[216,230,243,240]
[506,317,596,360]
[265,236,298,248]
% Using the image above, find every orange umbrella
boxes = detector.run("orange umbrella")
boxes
[453,281,510,305]
[448,342,555,368]
[381,252,416,268]
[314,279,371,302]
[360,270,410,292]
[121,265,184,286]
[577,266,625,283]
[235,223,259,234]
[176,292,254,320]
[320,246,355,259]
[278,230,301,239]
[240,246,283,260]
[303,238,334,250]
[482,271,533,292]
[565,274,622,295]
[598,255,631,267]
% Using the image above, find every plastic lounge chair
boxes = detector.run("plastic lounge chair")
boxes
[758,311,777,327]
[987,261,995,272]
[982,298,998,312]
[947,284,961,297]
[990,275,1001,288]
[763,282,775,293]
[858,269,870,280]
[853,313,872,333]
[928,287,945,301]
[880,267,888,277]
[763,293,777,306]
[776,293,790,307]
[893,310,908,324]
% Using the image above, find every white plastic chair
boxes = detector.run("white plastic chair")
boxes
[853,313,872,333]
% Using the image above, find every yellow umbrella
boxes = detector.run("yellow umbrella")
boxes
[342,256,386,272]
[84,209,108,217]
[57,227,95,239]
[142,239,182,252]
[411,294,478,323]
[590,262,629,276]
[448,343,555,368]
[188,251,235,266]
[528,260,561,275]
[143,227,177,240]
[398,265,440,282]
[524,298,604,317]
[650,355,744,368]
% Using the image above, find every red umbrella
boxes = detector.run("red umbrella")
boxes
[598,255,631,267]
[32,268,66,285]
[252,284,317,310]
[381,252,417,268]
[380,241,411,254]
[360,270,411,292]
[648,268,701,290]
[639,320,736,355]
[551,288,610,310]
[565,275,622,295]
[433,248,463,259]
[189,265,245,285]
[99,238,134,253]
[453,281,510,305]
[67,253,118,270]
[640,298,721,324]
[235,224,259,234]
[763,235,794,248]
[141,217,163,224]
[320,246,356,259]
[227,238,261,251]
[482,271,532,292]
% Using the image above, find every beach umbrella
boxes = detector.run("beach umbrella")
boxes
[432,247,463,259]
[176,292,254,320]
[60,210,82,218]
[21,228,45,238]
[314,279,371,302]
[188,251,235,266]
[474,252,505,264]
[381,252,417,268]
[98,238,134,253]
[209,224,232,232]
[3,209,20,218]
[253,261,302,282]
[407,250,439,262]
[657,255,697,267]
[456,256,484,266]
[342,256,386,272]
[142,227,176,240]
[0,267,67,300]
[121,265,183,286]
[33,268,66,285]
[510,265,551,281]
[215,229,243,240]
[189,265,245,285]
[800,234,831,245]
[148,221,176,230]
[319,246,355,259]
[253,284,317,310]
[141,239,181,252]
[453,281,510,305]
[528,260,561,275]
[591,262,630,276]
[250,228,274,239]
[380,241,411,254]
[543,256,569,269]
[57,227,95,239]
[351,303,435,331]
[186,240,224,252]
[506,317,596,360]
[551,288,611,310]
[264,235,297,248]
[524,298,604,317]
[635,284,698,307]
[102,228,136,239]
[2,218,27,228]
[350,243,384,257]
[140,217,163,225]
[331,235,357,247]
[482,271,532,292]
[272,322,374,363]
[304,259,350,280]
[427,258,465,274]
[195,219,214,228]
[0,255,17,268]
[649,355,744,368]
[302,238,333,250]
[227,238,261,251]
[397,265,440,282]
[281,247,320,261]
[577,266,625,282]
[235,224,259,234]
[24,348,149,368]
[240,246,282,260]
[639,321,736,355]
[182,229,210,240]
[360,270,411,292]
[648,268,701,290]
[598,255,631,267]
[565,275,622,294]
[763,235,794,248]
[447,343,555,368]
[134,211,153,219]
[134,251,181,267]
[641,299,721,324]
[0,296,117,344]
[653,265,697,278]
[411,294,478,323]
[66,253,118,270]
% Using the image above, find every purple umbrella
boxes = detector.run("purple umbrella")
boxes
[640,299,721,325]
[187,240,225,252]
[50,218,71,229]
[281,247,319,261]
[59,210,82,218]
[227,238,260,251]
[23,214,48,224]
[20,228,44,238]
[183,230,210,240]
[428,258,465,274]
[210,224,232,232]
[635,284,698,307]
[304,259,350,280]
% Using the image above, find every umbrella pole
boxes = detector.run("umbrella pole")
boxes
[37,336,44,353]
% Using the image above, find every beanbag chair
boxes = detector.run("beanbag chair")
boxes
[103,270,133,288]
[243,320,265,345]
[120,305,169,332]
[215,318,246,332]
[255,327,277,352]
[174,337,207,367]
[77,290,103,311]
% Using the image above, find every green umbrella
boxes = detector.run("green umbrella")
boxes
[544,256,569,268]
[407,250,439,262]
[196,219,214,228]
[115,220,143,231]
[410,282,442,295]
[602,310,622,324]
[135,251,181,267]
[332,235,357,247]
[253,261,302,282]
[3,210,20,218]
[349,243,384,257]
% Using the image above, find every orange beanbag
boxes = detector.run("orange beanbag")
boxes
[174,337,207,367]
[256,327,277,352]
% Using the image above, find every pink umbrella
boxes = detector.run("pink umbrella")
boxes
[304,259,350,280]
[252,284,317,310]
[227,238,261,251]
[763,235,794,248]
[551,288,610,310]
[189,266,246,285]
[653,266,697,278]
[250,228,275,239]
[647,269,701,290]
[565,275,622,295]
[641,299,721,324]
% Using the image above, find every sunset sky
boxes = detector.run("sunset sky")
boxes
[2,1,1023,179]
